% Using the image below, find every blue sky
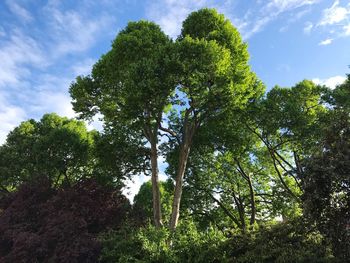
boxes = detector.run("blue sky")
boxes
[1,0,349,198]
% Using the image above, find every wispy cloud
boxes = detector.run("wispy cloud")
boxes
[45,4,115,56]
[264,0,319,14]
[0,29,46,87]
[27,74,76,119]
[146,0,320,40]
[237,0,320,38]
[71,58,96,76]
[240,16,271,39]
[0,1,119,144]
[303,21,314,34]
[5,0,33,22]
[0,26,5,37]
[318,38,333,45]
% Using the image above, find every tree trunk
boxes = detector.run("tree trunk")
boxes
[247,174,256,226]
[150,139,163,228]
[209,192,241,227]
[233,191,246,232]
[169,143,190,230]
[235,158,255,227]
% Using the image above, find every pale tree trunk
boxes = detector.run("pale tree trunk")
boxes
[169,143,190,230]
[169,117,197,230]
[150,137,163,228]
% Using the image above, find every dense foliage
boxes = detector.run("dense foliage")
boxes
[0,113,95,190]
[303,76,350,260]
[99,219,334,263]
[99,221,226,263]
[0,8,348,263]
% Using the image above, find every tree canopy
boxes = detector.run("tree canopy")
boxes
[0,113,95,190]
[0,7,348,263]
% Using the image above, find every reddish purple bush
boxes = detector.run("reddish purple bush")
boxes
[0,178,130,263]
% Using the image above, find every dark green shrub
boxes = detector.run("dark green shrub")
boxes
[223,219,334,263]
[99,220,227,263]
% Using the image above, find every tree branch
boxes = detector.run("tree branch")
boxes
[208,192,241,228]
[158,124,180,144]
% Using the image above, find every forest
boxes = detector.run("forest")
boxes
[0,8,349,263]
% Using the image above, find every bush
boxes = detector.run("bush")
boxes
[223,218,334,263]
[100,218,336,263]
[0,178,129,263]
[99,220,227,263]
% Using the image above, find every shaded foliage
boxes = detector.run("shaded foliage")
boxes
[100,218,334,263]
[303,110,350,260]
[223,219,333,263]
[93,123,151,186]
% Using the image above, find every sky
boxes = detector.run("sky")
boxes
[1,0,349,199]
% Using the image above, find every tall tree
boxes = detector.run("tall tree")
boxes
[303,74,350,260]
[70,21,175,227]
[164,8,263,230]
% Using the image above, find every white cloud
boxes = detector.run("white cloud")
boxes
[319,0,349,26]
[123,174,147,203]
[318,38,333,45]
[25,73,77,118]
[146,0,209,38]
[34,91,76,118]
[0,107,26,145]
[0,92,26,145]
[312,75,346,89]
[317,0,350,39]
[5,0,33,22]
